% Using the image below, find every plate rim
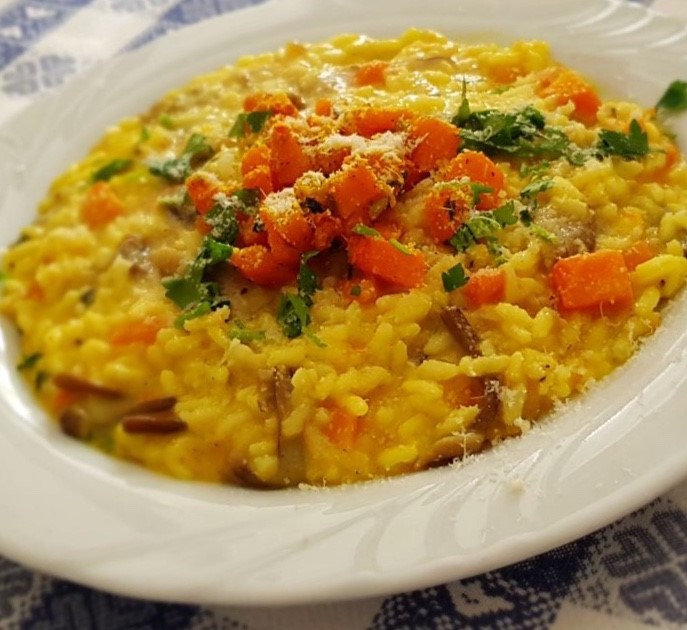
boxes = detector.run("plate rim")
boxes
[1,0,687,606]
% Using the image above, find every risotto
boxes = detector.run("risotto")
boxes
[2,30,687,488]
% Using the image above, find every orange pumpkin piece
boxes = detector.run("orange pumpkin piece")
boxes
[551,250,634,312]
[464,268,505,308]
[269,123,310,190]
[423,189,469,243]
[110,317,164,346]
[539,68,601,125]
[324,408,363,450]
[242,166,273,196]
[186,172,222,214]
[348,107,411,137]
[347,235,425,289]
[241,144,271,175]
[330,162,386,229]
[353,61,389,87]
[314,97,333,117]
[81,182,125,229]
[231,245,297,287]
[310,211,342,251]
[409,117,461,173]
[623,240,655,271]
[440,151,505,210]
[443,374,485,408]
[243,92,299,117]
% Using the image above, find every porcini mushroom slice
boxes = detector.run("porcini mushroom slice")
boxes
[126,396,177,414]
[416,433,485,469]
[440,306,481,358]
[121,413,187,434]
[59,407,91,439]
[53,373,124,399]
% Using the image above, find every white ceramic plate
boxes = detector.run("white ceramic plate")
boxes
[1,0,687,607]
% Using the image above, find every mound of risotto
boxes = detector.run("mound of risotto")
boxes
[2,30,687,488]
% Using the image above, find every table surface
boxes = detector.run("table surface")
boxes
[2,0,687,628]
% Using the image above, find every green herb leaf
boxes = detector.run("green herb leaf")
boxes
[297,253,318,300]
[597,119,649,159]
[519,208,534,226]
[139,127,151,143]
[492,201,518,226]
[530,224,558,243]
[229,111,274,138]
[162,235,233,326]
[17,353,42,371]
[350,284,362,297]
[442,262,468,292]
[228,320,266,344]
[277,293,311,338]
[455,79,471,125]
[149,133,214,183]
[158,115,175,130]
[352,224,381,237]
[656,80,687,113]
[92,158,133,182]
[389,239,412,255]
[0,269,6,284]
[469,183,493,206]
[454,104,582,164]
[520,178,553,199]
[449,201,517,253]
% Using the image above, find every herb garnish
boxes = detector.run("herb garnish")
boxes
[520,178,553,199]
[352,224,381,238]
[92,158,133,182]
[17,353,42,371]
[454,104,579,163]
[228,320,266,344]
[469,183,493,206]
[350,284,362,297]
[276,252,323,342]
[149,133,214,183]
[162,236,233,327]
[597,119,649,159]
[441,262,468,292]
[449,201,517,254]
[229,111,274,138]
[656,80,687,113]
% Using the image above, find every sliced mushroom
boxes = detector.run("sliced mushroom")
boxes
[120,412,187,434]
[416,433,485,469]
[59,406,91,439]
[440,306,481,357]
[232,463,283,490]
[534,207,596,258]
[126,397,177,414]
[440,306,504,439]
[53,374,124,399]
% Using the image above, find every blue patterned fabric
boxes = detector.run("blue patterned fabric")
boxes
[3,0,687,627]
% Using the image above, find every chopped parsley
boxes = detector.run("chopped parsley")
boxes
[149,133,214,183]
[276,252,320,340]
[229,111,274,138]
[162,236,232,327]
[441,262,468,292]
[352,224,381,237]
[597,119,649,159]
[469,183,493,206]
[0,269,6,284]
[228,320,266,344]
[454,104,578,162]
[519,208,534,227]
[449,201,517,254]
[350,284,362,297]
[92,158,133,182]
[656,80,687,113]
[389,239,412,255]
[530,225,558,243]
[159,115,175,129]
[17,352,42,371]
[520,178,553,199]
